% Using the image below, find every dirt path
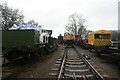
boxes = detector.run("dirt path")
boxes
[17,45,64,78]
[75,46,120,79]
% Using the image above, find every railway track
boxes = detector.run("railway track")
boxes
[50,46,105,80]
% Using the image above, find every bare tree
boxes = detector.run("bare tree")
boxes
[26,20,38,26]
[0,3,24,30]
[66,13,86,36]
[78,25,88,39]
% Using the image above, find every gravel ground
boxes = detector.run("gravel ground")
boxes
[15,45,120,79]
[75,46,120,79]
[17,45,64,78]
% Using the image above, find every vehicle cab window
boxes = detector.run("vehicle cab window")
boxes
[103,34,110,39]
[95,34,102,39]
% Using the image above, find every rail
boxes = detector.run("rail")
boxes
[58,47,67,80]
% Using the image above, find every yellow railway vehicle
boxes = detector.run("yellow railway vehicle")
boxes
[63,32,75,40]
[63,32,75,46]
[88,30,112,52]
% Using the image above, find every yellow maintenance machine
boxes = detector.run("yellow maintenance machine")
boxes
[63,32,75,47]
[88,30,112,52]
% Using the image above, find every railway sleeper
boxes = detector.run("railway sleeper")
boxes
[65,64,87,68]
[65,62,84,65]
[68,58,80,60]
[66,59,82,62]
[65,68,89,72]
[55,63,61,67]
[56,61,62,64]
[65,66,89,70]
[49,72,58,76]
[64,74,94,78]
[51,68,59,71]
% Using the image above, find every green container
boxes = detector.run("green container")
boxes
[2,29,39,48]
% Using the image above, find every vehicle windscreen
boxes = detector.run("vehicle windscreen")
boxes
[95,34,102,39]
[64,33,70,36]
[103,34,111,39]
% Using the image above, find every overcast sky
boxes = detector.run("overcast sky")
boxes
[1,0,119,37]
